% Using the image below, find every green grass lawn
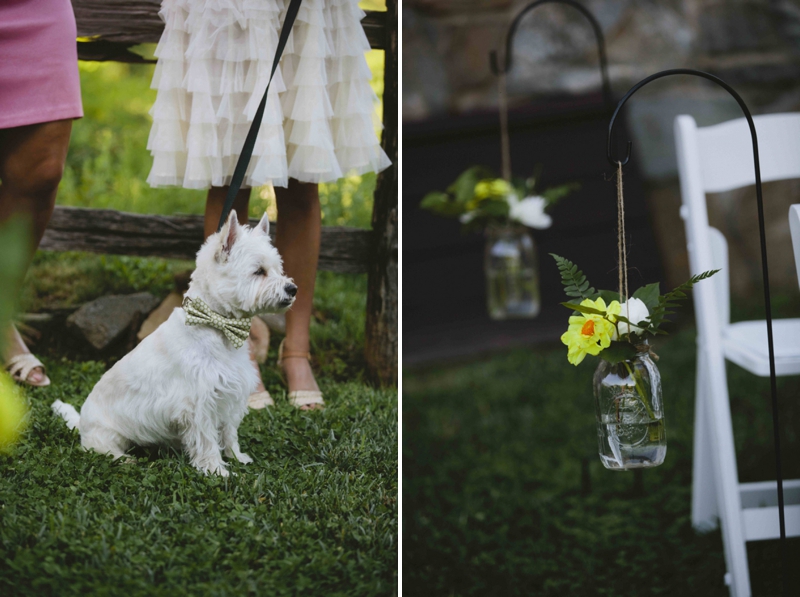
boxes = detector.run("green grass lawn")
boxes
[2,366,396,596]
[403,324,800,596]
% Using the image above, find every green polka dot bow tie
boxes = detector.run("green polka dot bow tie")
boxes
[182,297,250,349]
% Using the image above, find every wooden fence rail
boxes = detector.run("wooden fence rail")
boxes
[74,0,387,53]
[41,207,372,274]
[59,0,398,384]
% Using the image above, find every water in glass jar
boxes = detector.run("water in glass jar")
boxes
[598,413,666,470]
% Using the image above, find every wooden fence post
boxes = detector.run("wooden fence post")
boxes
[365,0,398,386]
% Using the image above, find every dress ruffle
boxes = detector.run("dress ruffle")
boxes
[147,0,390,190]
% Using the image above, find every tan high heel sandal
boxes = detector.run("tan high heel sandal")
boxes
[278,339,324,409]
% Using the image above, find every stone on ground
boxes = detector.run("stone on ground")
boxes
[67,292,160,350]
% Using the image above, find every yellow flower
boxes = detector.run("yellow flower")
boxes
[474,179,512,201]
[560,297,621,365]
[0,372,28,452]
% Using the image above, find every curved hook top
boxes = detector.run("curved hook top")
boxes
[489,0,612,107]
[606,68,757,167]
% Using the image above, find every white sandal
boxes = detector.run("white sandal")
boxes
[278,340,325,409]
[6,353,50,387]
[247,390,274,409]
[288,390,325,408]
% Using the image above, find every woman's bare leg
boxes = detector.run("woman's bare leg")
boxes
[275,179,321,404]
[203,186,268,394]
[0,119,73,384]
[203,186,251,238]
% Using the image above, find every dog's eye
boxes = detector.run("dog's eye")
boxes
[254,267,266,276]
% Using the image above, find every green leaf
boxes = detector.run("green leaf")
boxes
[447,166,493,205]
[593,289,621,305]
[541,182,581,208]
[632,282,661,312]
[598,341,638,364]
[419,191,465,217]
[560,302,606,316]
[479,199,511,219]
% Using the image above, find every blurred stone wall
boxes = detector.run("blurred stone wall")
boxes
[404,0,800,296]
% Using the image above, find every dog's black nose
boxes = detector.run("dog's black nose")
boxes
[284,283,298,297]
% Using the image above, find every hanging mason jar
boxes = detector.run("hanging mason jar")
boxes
[484,224,541,320]
[593,344,666,470]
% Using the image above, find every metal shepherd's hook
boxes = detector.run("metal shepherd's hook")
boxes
[608,68,787,597]
[489,0,613,181]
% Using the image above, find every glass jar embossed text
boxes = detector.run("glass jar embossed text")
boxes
[593,347,666,470]
[484,225,541,320]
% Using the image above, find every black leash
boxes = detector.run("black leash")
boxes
[217,0,304,232]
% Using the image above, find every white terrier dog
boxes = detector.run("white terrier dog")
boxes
[52,211,296,476]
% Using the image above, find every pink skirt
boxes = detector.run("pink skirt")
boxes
[0,0,83,129]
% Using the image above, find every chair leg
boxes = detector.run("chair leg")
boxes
[704,348,751,597]
[692,350,719,529]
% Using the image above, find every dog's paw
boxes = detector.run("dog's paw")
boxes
[237,452,253,465]
[197,462,229,477]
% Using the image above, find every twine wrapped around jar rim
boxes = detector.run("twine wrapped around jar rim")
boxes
[634,342,659,361]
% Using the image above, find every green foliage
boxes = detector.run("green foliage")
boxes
[319,173,377,229]
[419,166,496,220]
[0,219,30,351]
[597,340,638,364]
[552,254,719,340]
[422,167,578,232]
[645,270,720,335]
[540,181,581,207]
[18,252,190,313]
[551,254,596,300]
[99,255,176,296]
[632,282,661,313]
[419,192,465,217]
[403,327,800,596]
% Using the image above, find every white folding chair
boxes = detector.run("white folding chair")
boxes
[675,113,800,597]
[791,204,800,289]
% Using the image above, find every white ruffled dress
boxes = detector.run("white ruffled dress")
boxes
[147,0,391,189]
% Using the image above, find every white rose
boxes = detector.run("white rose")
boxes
[612,297,650,339]
[508,195,552,229]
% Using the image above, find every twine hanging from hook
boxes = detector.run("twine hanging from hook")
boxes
[616,161,630,324]
[498,70,512,182]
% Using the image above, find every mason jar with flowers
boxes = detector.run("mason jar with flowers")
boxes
[551,253,718,470]
[421,166,578,319]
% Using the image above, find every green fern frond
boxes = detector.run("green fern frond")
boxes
[646,269,720,333]
[550,254,596,300]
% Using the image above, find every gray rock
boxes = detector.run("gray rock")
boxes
[67,292,160,351]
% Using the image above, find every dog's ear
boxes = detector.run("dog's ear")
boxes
[217,210,239,260]
[254,212,270,236]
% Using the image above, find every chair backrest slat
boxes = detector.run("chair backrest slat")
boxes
[790,204,800,290]
[696,113,800,193]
